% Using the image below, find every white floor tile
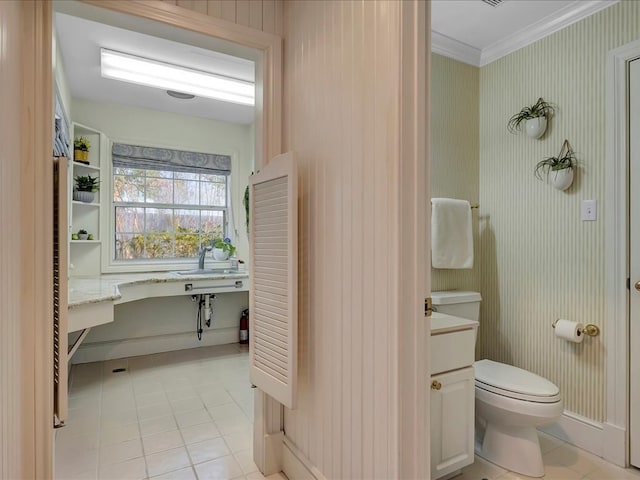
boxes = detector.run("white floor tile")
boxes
[137,402,173,420]
[140,414,178,437]
[175,409,212,429]
[233,449,258,475]
[150,466,197,480]
[98,456,147,480]
[100,422,141,446]
[186,437,230,465]
[145,446,191,477]
[170,396,204,414]
[193,455,244,480]
[222,429,253,454]
[180,421,221,445]
[214,414,251,436]
[142,429,184,455]
[99,438,143,466]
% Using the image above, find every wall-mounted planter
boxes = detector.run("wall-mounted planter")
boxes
[535,139,576,191]
[525,117,547,139]
[549,168,574,191]
[507,97,554,139]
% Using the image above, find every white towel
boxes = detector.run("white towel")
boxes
[431,198,473,269]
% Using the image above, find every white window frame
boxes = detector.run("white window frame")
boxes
[102,142,238,274]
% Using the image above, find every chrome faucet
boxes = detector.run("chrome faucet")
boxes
[198,244,212,270]
[229,257,239,271]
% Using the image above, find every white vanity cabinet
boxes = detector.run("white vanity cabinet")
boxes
[430,314,478,480]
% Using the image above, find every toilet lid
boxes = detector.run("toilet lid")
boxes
[475,359,561,403]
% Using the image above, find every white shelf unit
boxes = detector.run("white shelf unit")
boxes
[70,123,105,276]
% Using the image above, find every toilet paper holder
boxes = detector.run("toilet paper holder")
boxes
[552,319,600,337]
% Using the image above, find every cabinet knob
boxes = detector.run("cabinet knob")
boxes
[431,380,442,391]
[635,281,640,291]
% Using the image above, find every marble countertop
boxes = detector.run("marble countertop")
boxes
[68,270,249,308]
[431,312,478,335]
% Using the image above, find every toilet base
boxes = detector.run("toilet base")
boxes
[476,422,544,478]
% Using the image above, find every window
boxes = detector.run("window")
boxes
[111,143,231,262]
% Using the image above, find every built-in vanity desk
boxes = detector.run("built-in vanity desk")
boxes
[430,312,478,480]
[68,271,249,360]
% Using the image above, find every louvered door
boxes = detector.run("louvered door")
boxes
[249,152,297,409]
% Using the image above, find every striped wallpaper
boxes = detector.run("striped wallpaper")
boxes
[478,0,640,422]
[431,53,480,293]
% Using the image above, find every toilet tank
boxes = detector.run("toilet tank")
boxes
[431,290,482,321]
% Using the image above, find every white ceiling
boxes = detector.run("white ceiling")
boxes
[431,0,619,67]
[56,0,618,121]
[55,12,255,125]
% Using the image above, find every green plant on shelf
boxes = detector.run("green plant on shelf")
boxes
[74,136,91,152]
[74,174,100,192]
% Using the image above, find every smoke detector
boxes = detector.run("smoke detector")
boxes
[481,0,505,6]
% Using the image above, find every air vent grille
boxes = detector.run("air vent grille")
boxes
[482,0,504,6]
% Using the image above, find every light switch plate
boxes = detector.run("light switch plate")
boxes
[582,200,597,221]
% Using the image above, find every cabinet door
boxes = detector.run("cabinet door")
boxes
[431,366,475,479]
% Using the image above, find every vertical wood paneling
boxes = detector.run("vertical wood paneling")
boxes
[219,0,236,23]
[175,0,283,35]
[261,0,276,35]
[478,1,640,422]
[176,0,207,14]
[281,1,405,478]
[248,0,263,30]
[235,0,250,27]
[0,3,24,478]
[206,0,222,17]
[431,54,480,293]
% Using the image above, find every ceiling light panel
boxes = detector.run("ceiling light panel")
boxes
[100,49,255,106]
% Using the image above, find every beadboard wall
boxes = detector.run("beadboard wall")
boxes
[160,0,283,35]
[431,53,480,293]
[478,0,640,422]
[281,1,409,477]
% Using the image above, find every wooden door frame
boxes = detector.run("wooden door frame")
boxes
[605,38,640,467]
[40,0,284,474]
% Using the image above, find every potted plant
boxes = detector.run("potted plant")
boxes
[74,136,91,163]
[77,229,88,240]
[507,97,555,139]
[534,139,576,191]
[73,174,100,203]
[213,237,236,261]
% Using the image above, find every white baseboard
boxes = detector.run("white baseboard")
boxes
[71,328,238,363]
[283,436,326,480]
[603,422,627,467]
[539,410,603,457]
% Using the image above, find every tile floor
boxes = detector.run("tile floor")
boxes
[459,431,640,480]
[55,344,284,480]
[56,343,640,480]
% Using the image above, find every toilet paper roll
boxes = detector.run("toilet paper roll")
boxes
[554,319,584,343]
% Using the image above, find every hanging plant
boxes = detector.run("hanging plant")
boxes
[534,139,576,191]
[507,97,555,138]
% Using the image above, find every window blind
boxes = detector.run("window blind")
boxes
[112,143,231,176]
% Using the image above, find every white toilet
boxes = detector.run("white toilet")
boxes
[432,291,563,478]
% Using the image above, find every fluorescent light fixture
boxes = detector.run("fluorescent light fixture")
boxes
[100,48,254,106]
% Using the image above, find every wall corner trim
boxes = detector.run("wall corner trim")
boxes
[432,0,620,68]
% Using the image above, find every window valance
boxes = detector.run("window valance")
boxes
[112,143,231,176]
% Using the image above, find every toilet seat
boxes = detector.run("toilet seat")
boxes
[475,359,561,403]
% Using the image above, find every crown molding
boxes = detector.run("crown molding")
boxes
[431,31,481,67]
[431,0,619,68]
